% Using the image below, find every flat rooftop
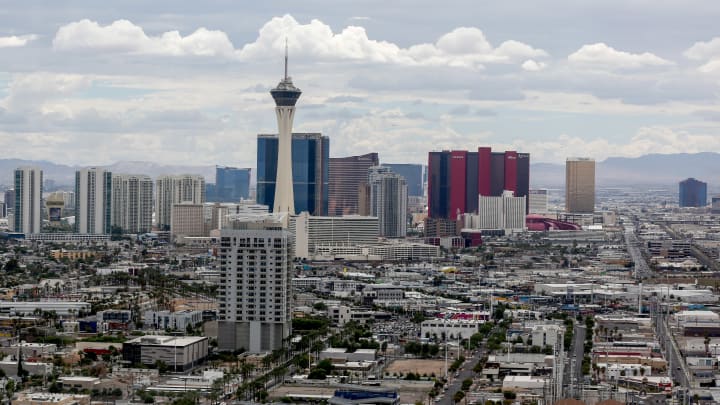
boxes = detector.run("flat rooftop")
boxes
[126,335,207,346]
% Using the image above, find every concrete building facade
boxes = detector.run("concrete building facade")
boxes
[369,166,407,238]
[12,167,43,234]
[75,168,112,234]
[217,219,293,353]
[170,203,205,238]
[155,174,206,231]
[111,174,153,233]
[291,212,379,259]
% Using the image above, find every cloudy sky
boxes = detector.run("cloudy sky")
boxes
[2,0,720,167]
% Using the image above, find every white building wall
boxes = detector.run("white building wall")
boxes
[528,189,548,214]
[217,225,292,353]
[13,167,42,234]
[112,174,153,233]
[420,319,485,340]
[75,168,111,234]
[369,166,408,238]
[291,212,379,259]
[463,191,526,232]
[155,174,205,230]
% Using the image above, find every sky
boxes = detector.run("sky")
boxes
[1,1,720,167]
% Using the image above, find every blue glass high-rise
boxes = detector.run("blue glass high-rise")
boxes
[208,166,251,202]
[385,164,424,197]
[679,177,707,207]
[257,133,329,215]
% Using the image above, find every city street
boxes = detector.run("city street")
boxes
[625,226,651,279]
[564,324,585,398]
[436,347,484,405]
[654,304,690,389]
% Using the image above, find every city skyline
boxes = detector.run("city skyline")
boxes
[1,2,720,168]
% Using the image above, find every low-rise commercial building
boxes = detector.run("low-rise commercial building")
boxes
[122,335,208,371]
[143,310,203,330]
[0,301,91,317]
[12,393,91,405]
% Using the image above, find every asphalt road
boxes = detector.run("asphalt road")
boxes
[655,306,690,389]
[625,227,651,279]
[436,343,486,405]
[563,324,585,398]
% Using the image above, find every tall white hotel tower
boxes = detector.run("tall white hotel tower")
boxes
[270,45,301,215]
[12,167,43,234]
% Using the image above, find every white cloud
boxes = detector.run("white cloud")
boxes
[522,59,546,71]
[568,42,672,69]
[684,37,720,61]
[520,126,720,163]
[684,38,720,73]
[52,15,547,70]
[3,72,92,112]
[53,19,236,57]
[240,17,547,69]
[0,34,38,48]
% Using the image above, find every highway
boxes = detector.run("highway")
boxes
[624,226,651,279]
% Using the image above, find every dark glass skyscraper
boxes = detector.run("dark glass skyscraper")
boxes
[208,166,251,202]
[257,133,329,215]
[385,164,424,197]
[679,177,707,207]
[428,147,530,219]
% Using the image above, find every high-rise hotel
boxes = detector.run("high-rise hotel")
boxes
[217,217,293,353]
[218,49,297,353]
[111,174,153,233]
[565,157,595,213]
[427,147,530,219]
[155,174,205,231]
[12,167,43,234]
[75,168,112,234]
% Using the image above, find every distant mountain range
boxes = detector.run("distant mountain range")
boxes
[0,152,718,189]
[0,159,216,188]
[532,152,720,188]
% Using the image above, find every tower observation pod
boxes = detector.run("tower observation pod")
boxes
[270,43,302,215]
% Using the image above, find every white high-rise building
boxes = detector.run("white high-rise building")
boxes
[368,166,407,238]
[290,212,379,259]
[155,174,205,230]
[217,216,292,353]
[12,167,42,234]
[269,46,301,215]
[75,168,112,234]
[528,189,549,214]
[462,191,526,233]
[112,174,153,233]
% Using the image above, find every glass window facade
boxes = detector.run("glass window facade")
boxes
[679,178,707,208]
[385,163,423,197]
[209,167,251,202]
[256,133,329,215]
[428,148,530,219]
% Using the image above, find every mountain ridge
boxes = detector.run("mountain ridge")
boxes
[0,152,718,189]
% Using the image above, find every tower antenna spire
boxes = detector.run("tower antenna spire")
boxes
[284,38,288,80]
